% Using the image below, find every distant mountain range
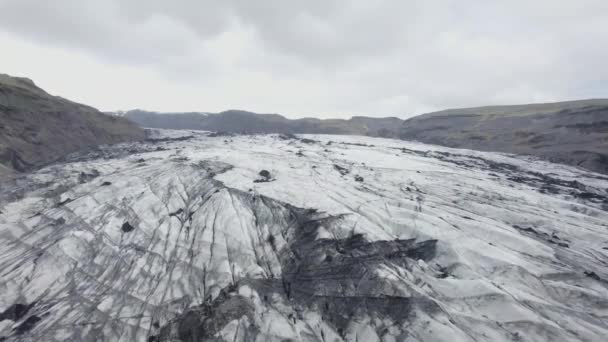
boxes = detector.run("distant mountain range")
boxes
[123,99,608,174]
[122,109,404,138]
[1,71,607,175]
[0,74,144,175]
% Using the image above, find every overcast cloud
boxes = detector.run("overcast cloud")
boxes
[1,0,607,118]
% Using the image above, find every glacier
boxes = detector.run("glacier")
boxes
[0,130,607,341]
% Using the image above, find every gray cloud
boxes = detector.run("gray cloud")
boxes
[0,0,607,117]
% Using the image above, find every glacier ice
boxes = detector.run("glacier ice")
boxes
[0,130,607,341]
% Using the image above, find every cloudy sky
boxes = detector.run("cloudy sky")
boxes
[1,1,607,118]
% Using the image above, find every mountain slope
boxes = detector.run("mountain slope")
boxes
[400,99,608,174]
[1,130,607,341]
[0,74,145,175]
[124,109,402,137]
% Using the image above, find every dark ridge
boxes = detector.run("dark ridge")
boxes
[56,198,72,206]
[169,208,184,217]
[0,303,35,322]
[13,315,42,335]
[121,221,135,233]
[150,183,441,341]
[333,164,349,176]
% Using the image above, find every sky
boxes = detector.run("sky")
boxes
[1,1,607,119]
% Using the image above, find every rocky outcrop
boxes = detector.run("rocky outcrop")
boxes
[0,73,145,174]
[399,99,608,174]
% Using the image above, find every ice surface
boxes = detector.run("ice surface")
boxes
[0,130,607,341]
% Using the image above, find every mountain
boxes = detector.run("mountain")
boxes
[0,74,145,175]
[124,99,608,174]
[1,130,607,341]
[400,99,608,174]
[123,109,402,137]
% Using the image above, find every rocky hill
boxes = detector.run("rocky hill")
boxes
[0,74,145,175]
[124,109,402,137]
[400,99,608,174]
